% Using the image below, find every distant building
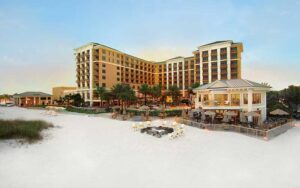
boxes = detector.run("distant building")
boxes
[0,95,14,105]
[193,79,271,121]
[75,40,243,106]
[52,86,77,101]
[14,92,52,107]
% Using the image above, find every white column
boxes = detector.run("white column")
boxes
[200,50,203,85]
[217,48,221,80]
[195,92,199,108]
[247,90,253,122]
[208,50,212,83]
[227,46,231,80]
[262,92,267,121]
[89,48,93,107]
[211,92,214,106]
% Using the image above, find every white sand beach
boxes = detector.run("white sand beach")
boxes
[0,107,299,188]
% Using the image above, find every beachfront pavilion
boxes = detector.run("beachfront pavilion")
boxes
[193,79,271,123]
[14,92,52,107]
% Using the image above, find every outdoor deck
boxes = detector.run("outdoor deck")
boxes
[176,118,294,140]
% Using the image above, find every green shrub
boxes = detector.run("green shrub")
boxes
[165,109,182,117]
[126,109,182,117]
[66,106,107,114]
[0,119,53,142]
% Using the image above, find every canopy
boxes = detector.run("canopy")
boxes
[270,109,289,116]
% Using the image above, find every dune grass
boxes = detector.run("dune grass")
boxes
[0,119,53,142]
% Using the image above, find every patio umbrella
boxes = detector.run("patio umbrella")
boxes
[244,111,260,117]
[204,111,216,116]
[112,106,121,109]
[240,112,246,123]
[270,109,289,116]
[225,111,237,116]
[204,111,216,123]
[225,111,238,124]
[139,105,150,111]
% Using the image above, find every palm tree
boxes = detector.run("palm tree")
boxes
[167,85,181,105]
[150,85,162,104]
[102,91,113,109]
[139,84,150,105]
[111,83,137,109]
[111,83,123,106]
[96,86,107,107]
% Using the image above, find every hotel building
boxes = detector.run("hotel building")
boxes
[75,40,243,106]
[14,92,52,107]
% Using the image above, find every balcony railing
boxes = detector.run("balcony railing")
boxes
[201,100,240,107]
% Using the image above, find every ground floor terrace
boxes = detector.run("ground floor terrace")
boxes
[76,88,193,107]
[0,107,299,188]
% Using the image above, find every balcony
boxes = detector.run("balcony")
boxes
[201,100,240,107]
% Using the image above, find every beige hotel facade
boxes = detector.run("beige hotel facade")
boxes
[75,40,243,106]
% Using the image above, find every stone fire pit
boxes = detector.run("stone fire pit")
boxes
[141,126,174,138]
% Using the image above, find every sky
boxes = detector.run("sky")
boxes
[0,0,299,94]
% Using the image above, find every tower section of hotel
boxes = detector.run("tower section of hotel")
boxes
[193,40,243,85]
[75,43,155,106]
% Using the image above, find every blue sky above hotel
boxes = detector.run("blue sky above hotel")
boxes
[0,0,299,94]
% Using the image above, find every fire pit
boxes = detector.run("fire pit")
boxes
[141,126,174,138]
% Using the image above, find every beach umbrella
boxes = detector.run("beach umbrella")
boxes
[270,109,289,116]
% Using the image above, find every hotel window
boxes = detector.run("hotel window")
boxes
[203,94,209,102]
[253,93,261,104]
[102,70,106,73]
[102,63,106,68]
[102,56,106,61]
[102,83,106,87]
[102,49,106,54]
[102,76,106,80]
[231,94,240,106]
[214,94,228,106]
[243,94,248,104]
